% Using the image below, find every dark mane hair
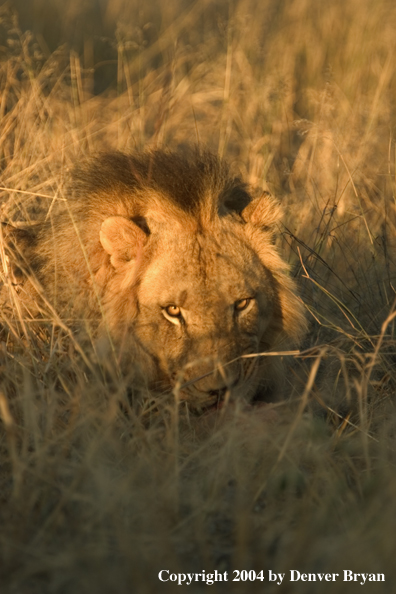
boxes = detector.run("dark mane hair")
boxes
[71,149,252,219]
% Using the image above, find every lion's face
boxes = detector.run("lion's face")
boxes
[99,210,286,410]
[137,225,276,407]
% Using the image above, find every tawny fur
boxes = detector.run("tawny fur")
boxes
[1,149,307,410]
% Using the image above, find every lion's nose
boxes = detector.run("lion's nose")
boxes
[177,353,242,394]
[208,387,227,398]
[190,365,240,394]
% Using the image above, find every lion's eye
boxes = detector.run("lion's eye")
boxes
[162,304,184,325]
[165,304,181,317]
[235,298,251,312]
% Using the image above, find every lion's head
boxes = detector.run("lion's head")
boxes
[3,149,307,411]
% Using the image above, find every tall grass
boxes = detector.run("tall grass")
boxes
[0,0,395,592]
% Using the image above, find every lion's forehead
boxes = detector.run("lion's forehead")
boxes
[139,229,265,307]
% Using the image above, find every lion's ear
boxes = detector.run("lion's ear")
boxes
[241,192,281,229]
[100,216,148,269]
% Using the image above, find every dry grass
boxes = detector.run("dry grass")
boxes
[0,0,396,592]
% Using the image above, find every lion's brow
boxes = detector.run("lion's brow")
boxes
[178,289,188,306]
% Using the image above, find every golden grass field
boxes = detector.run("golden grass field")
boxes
[0,0,396,592]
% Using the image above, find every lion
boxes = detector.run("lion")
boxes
[1,149,307,412]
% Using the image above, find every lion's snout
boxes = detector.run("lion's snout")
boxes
[179,355,241,396]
